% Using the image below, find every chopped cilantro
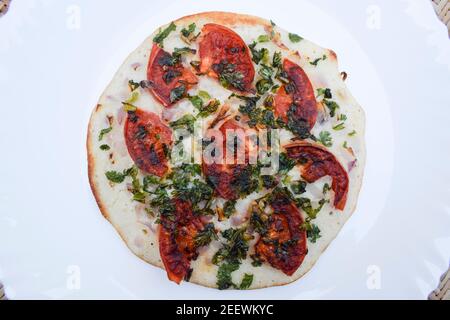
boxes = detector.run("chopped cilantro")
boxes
[307,224,321,243]
[98,126,112,141]
[153,22,176,46]
[223,200,237,218]
[318,131,333,147]
[317,88,332,99]
[169,84,186,103]
[288,33,303,43]
[180,23,199,44]
[332,122,346,131]
[217,261,240,290]
[323,183,331,194]
[309,54,327,66]
[239,274,254,290]
[324,99,339,117]
[248,42,269,65]
[169,114,196,133]
[194,223,218,247]
[99,144,110,151]
[257,34,270,42]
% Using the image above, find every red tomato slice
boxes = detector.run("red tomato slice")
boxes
[124,108,172,177]
[202,119,251,200]
[199,23,255,93]
[274,59,317,132]
[159,199,204,284]
[147,44,198,107]
[285,142,349,210]
[255,192,307,276]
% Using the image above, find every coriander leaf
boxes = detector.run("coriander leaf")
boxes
[169,84,186,103]
[257,34,270,42]
[239,274,254,289]
[332,122,345,131]
[310,54,327,66]
[288,33,303,43]
[98,127,112,141]
[307,224,321,243]
[250,254,263,267]
[278,152,296,174]
[248,42,269,65]
[181,23,196,37]
[169,114,196,133]
[323,183,331,194]
[296,198,327,219]
[153,22,176,46]
[195,223,218,247]
[172,47,196,58]
[198,90,211,100]
[324,100,339,117]
[256,79,272,95]
[189,95,203,109]
[216,261,240,290]
[291,180,307,194]
[105,167,135,184]
[316,88,332,99]
[122,101,137,112]
[348,130,357,136]
[128,80,140,91]
[100,144,110,151]
[318,131,333,147]
[213,61,246,91]
[223,200,236,218]
[180,23,199,43]
[272,51,282,69]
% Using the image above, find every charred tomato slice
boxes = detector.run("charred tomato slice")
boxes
[124,108,172,177]
[285,142,349,210]
[158,199,204,284]
[147,44,198,107]
[202,119,252,200]
[199,23,255,93]
[255,191,307,276]
[274,59,317,137]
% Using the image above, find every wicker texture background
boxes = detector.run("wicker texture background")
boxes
[432,0,450,35]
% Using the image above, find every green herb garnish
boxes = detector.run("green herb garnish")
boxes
[153,22,176,46]
[318,131,333,147]
[98,127,112,141]
[194,223,218,247]
[100,144,110,151]
[288,33,303,43]
[332,122,345,131]
[169,84,186,103]
[309,54,327,66]
[239,274,254,290]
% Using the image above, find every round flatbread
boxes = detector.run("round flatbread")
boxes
[87,11,366,289]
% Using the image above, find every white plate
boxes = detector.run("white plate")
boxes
[0,0,449,299]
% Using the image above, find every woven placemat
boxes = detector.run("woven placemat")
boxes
[429,267,450,300]
[0,282,6,300]
[432,0,450,35]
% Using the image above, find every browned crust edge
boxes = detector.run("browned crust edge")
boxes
[86,11,366,290]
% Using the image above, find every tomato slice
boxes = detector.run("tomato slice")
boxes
[285,142,349,210]
[274,59,317,135]
[255,191,307,276]
[147,44,198,107]
[202,119,253,200]
[124,108,172,177]
[199,23,255,93]
[159,199,204,284]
